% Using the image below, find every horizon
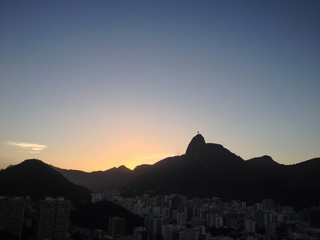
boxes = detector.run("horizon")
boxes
[3,132,320,171]
[1,1,319,172]
[3,133,320,173]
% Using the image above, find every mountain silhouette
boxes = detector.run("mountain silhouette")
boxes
[54,134,320,208]
[7,134,320,208]
[71,201,143,235]
[54,165,132,191]
[123,135,320,208]
[185,133,206,160]
[122,134,248,198]
[246,155,281,167]
[0,159,91,204]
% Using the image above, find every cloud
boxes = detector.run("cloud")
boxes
[6,141,47,154]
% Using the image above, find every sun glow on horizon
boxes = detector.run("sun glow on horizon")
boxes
[51,152,177,172]
[123,153,178,170]
[1,1,319,171]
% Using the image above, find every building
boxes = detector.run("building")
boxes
[161,207,171,219]
[133,227,149,240]
[91,192,103,203]
[108,216,126,237]
[176,212,187,227]
[0,197,25,239]
[265,223,277,236]
[207,213,223,228]
[178,228,199,240]
[145,216,163,240]
[245,218,256,233]
[37,197,70,240]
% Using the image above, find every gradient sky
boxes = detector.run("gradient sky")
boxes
[1,0,319,171]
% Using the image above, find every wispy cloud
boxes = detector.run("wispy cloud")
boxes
[6,141,47,154]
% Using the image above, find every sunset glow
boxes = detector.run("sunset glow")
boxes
[1,0,319,172]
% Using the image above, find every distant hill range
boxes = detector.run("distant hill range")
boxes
[53,164,131,191]
[56,134,320,208]
[0,159,91,204]
[2,134,320,208]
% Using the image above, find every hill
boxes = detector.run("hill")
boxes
[43,134,320,208]
[246,155,281,167]
[124,135,320,208]
[0,159,91,204]
[70,201,143,235]
[55,165,132,191]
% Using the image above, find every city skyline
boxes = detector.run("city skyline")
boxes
[1,0,319,171]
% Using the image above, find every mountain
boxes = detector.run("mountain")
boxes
[55,165,132,191]
[124,134,247,197]
[70,201,143,235]
[53,134,320,208]
[246,155,280,167]
[123,134,320,208]
[0,159,91,204]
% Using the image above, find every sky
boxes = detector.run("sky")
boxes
[0,0,319,172]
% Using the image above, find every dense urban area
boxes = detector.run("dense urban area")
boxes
[1,191,320,240]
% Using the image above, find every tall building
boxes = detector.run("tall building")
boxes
[176,212,187,227]
[145,216,163,240]
[108,216,126,237]
[178,228,199,240]
[161,207,171,219]
[244,218,256,233]
[0,197,25,239]
[206,213,223,228]
[37,197,70,240]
